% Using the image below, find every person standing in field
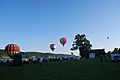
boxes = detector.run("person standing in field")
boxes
[39,58,43,65]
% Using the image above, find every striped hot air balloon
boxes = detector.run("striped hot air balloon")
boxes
[50,44,56,51]
[5,44,20,58]
[60,37,67,46]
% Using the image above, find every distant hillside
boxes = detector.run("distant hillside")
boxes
[0,49,72,58]
[21,52,72,58]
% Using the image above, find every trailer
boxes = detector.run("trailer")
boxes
[111,54,120,62]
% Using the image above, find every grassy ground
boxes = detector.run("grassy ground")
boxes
[0,60,120,80]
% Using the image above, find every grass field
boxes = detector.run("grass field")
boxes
[0,60,120,80]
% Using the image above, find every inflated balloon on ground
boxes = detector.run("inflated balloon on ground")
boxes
[5,44,20,58]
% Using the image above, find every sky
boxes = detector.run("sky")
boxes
[0,0,120,55]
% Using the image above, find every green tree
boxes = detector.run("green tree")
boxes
[118,48,120,53]
[71,34,92,58]
[111,48,120,54]
[112,48,118,53]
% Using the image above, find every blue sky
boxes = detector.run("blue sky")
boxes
[0,0,120,55]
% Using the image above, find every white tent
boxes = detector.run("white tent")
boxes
[89,53,95,59]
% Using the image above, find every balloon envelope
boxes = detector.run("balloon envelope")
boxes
[5,44,20,58]
[107,37,109,39]
[60,38,67,46]
[50,44,56,51]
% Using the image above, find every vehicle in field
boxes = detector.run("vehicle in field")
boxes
[11,54,23,66]
[111,54,120,62]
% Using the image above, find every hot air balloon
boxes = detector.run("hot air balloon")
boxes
[60,37,67,46]
[107,37,109,39]
[50,44,56,51]
[5,44,20,58]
